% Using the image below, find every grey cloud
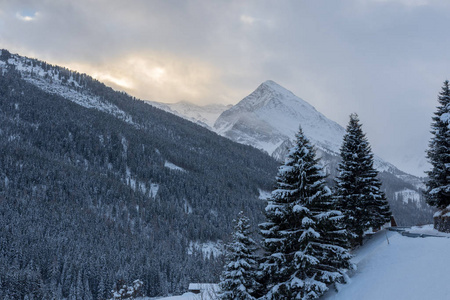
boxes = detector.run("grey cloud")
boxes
[1,0,450,175]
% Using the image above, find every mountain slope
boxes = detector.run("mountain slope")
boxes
[0,49,279,299]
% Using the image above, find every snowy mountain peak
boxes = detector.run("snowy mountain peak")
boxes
[214,80,345,156]
[261,79,293,95]
[234,80,316,114]
[260,80,299,99]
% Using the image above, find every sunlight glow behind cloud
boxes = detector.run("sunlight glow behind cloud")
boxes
[65,52,225,104]
[2,0,450,175]
[93,73,134,90]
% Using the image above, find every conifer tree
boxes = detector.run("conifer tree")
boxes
[219,211,260,300]
[97,277,106,300]
[335,114,391,247]
[259,127,352,300]
[424,81,450,210]
[84,277,93,300]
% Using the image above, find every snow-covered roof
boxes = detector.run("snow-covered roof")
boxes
[188,283,219,291]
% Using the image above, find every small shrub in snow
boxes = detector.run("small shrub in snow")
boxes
[108,279,144,300]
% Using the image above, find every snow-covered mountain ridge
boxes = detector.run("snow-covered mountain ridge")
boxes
[148,100,231,129]
[0,50,135,125]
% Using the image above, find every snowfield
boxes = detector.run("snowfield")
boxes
[143,227,450,300]
[324,227,450,300]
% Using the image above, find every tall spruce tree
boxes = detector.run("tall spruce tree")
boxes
[219,211,260,300]
[259,127,352,300]
[424,80,450,211]
[335,114,391,247]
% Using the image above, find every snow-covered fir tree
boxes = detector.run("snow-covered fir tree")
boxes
[219,211,260,300]
[259,127,352,300]
[424,81,450,210]
[335,114,391,247]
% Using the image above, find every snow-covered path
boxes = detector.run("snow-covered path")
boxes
[324,228,450,300]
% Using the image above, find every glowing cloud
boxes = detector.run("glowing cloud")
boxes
[92,73,134,90]
[65,52,226,104]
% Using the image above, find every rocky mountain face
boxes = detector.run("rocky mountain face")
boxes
[166,80,434,226]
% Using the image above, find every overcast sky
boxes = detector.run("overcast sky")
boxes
[1,0,450,176]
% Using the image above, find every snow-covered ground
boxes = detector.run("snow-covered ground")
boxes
[137,292,212,300]
[138,285,218,300]
[395,189,423,208]
[142,226,450,300]
[324,227,450,300]
[188,241,223,259]
[258,189,271,200]
[408,224,450,237]
[164,161,186,172]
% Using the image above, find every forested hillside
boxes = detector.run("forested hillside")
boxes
[0,50,278,299]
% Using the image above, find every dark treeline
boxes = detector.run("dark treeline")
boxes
[0,55,279,299]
